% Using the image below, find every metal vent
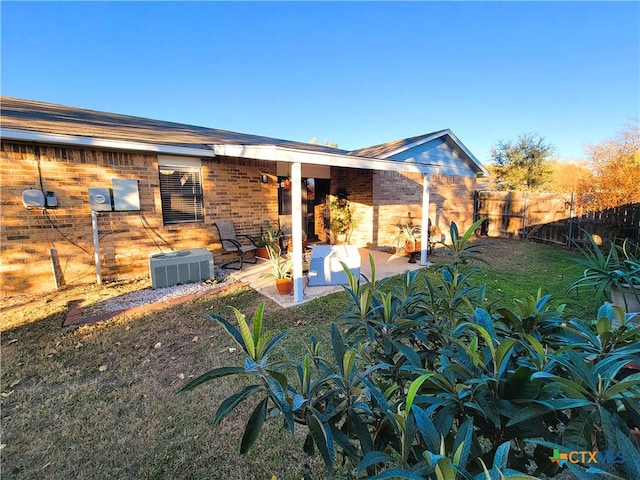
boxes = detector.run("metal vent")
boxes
[149,248,213,289]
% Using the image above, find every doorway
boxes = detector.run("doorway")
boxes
[278,177,330,242]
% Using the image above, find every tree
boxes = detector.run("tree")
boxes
[577,123,640,211]
[489,133,555,191]
[545,160,592,193]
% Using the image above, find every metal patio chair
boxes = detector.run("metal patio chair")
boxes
[214,220,259,269]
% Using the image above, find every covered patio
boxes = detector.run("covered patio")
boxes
[211,144,441,304]
[228,246,429,308]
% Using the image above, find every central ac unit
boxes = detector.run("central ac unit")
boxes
[149,248,214,289]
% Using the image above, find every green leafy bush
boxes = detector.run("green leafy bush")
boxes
[179,222,640,479]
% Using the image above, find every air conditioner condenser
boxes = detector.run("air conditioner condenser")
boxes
[149,248,214,289]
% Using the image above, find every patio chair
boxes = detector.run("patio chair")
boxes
[214,220,259,269]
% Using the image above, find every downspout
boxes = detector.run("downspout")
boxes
[420,173,431,266]
[291,162,304,303]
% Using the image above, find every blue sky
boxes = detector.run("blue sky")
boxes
[2,1,638,163]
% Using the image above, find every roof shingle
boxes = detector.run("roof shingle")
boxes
[0,96,347,154]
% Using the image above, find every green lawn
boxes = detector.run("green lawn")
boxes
[1,238,601,480]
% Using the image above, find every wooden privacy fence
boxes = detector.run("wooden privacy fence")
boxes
[474,191,640,245]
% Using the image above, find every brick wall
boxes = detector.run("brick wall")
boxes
[325,168,476,249]
[0,142,279,296]
[432,173,478,240]
[1,141,478,296]
[373,171,477,248]
[330,167,373,246]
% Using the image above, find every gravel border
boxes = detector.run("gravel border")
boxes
[82,267,235,316]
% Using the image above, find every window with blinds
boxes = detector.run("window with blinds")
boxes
[159,167,204,224]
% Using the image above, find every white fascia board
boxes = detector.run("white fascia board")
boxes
[210,144,434,174]
[0,128,216,158]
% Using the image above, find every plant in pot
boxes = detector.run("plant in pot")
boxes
[394,223,422,253]
[255,222,285,259]
[568,234,640,321]
[329,194,354,244]
[260,244,293,295]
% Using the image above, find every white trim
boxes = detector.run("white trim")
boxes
[0,128,216,158]
[210,144,435,174]
[420,173,431,266]
[1,127,440,174]
[291,162,304,303]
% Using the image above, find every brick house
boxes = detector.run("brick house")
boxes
[0,97,488,299]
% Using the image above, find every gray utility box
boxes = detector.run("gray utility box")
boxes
[149,248,214,289]
[88,187,113,212]
[112,178,140,211]
[307,245,361,286]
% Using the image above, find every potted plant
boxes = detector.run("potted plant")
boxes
[255,242,270,259]
[329,194,354,244]
[395,223,422,253]
[568,234,640,319]
[260,244,293,295]
[255,222,285,259]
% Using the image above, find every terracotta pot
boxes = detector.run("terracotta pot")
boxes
[405,241,421,253]
[275,278,293,295]
[256,247,269,259]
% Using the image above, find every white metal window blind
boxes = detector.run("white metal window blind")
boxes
[159,166,204,224]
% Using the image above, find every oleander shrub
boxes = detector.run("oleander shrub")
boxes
[179,222,640,480]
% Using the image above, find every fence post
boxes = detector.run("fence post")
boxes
[522,191,529,239]
[567,192,575,246]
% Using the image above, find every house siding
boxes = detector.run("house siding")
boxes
[388,138,478,177]
[0,142,279,295]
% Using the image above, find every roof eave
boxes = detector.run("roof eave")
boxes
[210,144,436,174]
[0,128,436,174]
[0,128,216,157]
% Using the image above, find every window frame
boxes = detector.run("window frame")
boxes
[158,157,204,225]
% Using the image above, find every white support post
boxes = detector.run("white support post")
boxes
[291,162,304,303]
[420,173,431,266]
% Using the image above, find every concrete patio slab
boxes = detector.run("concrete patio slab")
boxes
[228,247,432,308]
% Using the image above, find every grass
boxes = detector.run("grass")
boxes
[1,238,600,480]
[458,237,600,319]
